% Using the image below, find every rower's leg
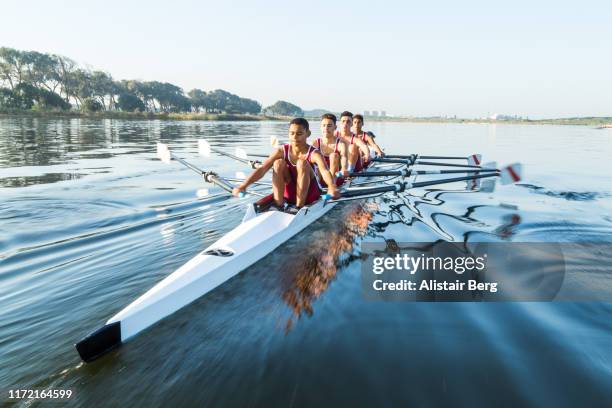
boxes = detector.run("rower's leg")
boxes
[272,159,290,206]
[295,159,312,207]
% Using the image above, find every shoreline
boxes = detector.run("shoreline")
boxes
[0,110,285,122]
[0,110,610,127]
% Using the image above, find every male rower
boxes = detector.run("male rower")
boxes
[313,113,349,185]
[232,118,339,208]
[335,111,370,173]
[352,114,384,157]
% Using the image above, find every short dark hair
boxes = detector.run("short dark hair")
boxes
[321,113,337,124]
[289,117,309,131]
[353,114,364,122]
[340,111,353,119]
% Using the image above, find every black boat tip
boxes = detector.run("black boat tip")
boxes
[75,321,122,363]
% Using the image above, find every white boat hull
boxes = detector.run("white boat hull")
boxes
[111,199,336,341]
[75,161,395,362]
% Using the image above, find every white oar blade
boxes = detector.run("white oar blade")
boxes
[467,154,482,166]
[270,136,281,148]
[481,178,497,193]
[500,163,522,184]
[235,148,249,160]
[198,139,212,157]
[235,171,246,180]
[157,142,171,164]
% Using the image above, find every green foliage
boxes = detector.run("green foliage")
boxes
[0,46,262,115]
[264,100,303,117]
[117,93,146,112]
[0,87,29,109]
[82,97,103,112]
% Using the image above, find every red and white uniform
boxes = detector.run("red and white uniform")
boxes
[314,137,341,167]
[337,131,367,173]
[282,144,321,205]
[314,137,344,186]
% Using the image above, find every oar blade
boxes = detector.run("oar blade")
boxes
[480,178,497,193]
[483,161,497,170]
[157,142,171,164]
[235,148,249,160]
[500,163,522,184]
[198,139,212,157]
[270,136,281,148]
[467,154,482,166]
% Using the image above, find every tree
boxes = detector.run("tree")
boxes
[117,92,145,112]
[82,97,103,112]
[264,100,303,116]
[188,88,209,112]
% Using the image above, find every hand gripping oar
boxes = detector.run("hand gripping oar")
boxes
[157,142,264,197]
[198,139,262,169]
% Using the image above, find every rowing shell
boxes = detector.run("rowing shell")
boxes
[75,162,395,362]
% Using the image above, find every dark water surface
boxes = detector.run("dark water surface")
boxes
[1,117,611,406]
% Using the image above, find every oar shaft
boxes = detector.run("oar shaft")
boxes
[416,161,483,169]
[170,153,205,176]
[415,169,498,175]
[211,147,261,168]
[410,172,497,188]
[341,184,402,198]
[345,168,497,179]
[383,154,468,160]
[372,157,414,164]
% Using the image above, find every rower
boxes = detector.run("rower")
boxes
[232,118,339,208]
[335,111,370,172]
[313,113,349,185]
[352,114,384,157]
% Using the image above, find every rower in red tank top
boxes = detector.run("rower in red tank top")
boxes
[281,143,321,204]
[336,111,371,173]
[352,114,384,158]
[314,134,347,186]
[314,137,341,167]
[233,118,339,208]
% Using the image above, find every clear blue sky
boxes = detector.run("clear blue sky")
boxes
[2,0,611,118]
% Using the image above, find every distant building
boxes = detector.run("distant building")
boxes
[490,113,521,121]
[372,111,379,117]
[364,110,370,116]
[381,110,387,117]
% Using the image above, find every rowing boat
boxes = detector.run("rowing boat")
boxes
[75,140,520,362]
[75,151,397,362]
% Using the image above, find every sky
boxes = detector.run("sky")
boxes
[2,0,611,118]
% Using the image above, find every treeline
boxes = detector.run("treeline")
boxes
[0,47,265,114]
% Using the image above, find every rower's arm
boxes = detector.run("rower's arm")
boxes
[311,152,339,197]
[339,143,349,174]
[366,135,384,156]
[234,149,282,194]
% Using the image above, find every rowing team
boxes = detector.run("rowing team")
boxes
[232,111,385,208]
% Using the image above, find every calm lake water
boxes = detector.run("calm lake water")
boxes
[1,117,611,406]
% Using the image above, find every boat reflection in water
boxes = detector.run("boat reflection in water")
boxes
[278,201,377,332]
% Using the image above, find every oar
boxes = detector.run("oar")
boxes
[198,139,262,169]
[342,167,499,179]
[157,142,264,197]
[383,153,482,166]
[327,163,521,201]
